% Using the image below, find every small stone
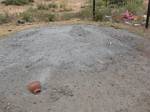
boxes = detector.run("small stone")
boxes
[48,108,51,111]
[8,30,12,32]
[134,24,141,27]
[33,102,37,104]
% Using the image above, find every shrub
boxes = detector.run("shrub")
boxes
[96,0,106,7]
[21,8,35,22]
[20,8,55,22]
[21,11,33,22]
[125,0,144,14]
[60,3,67,10]
[2,0,33,5]
[108,0,126,6]
[79,6,92,19]
[33,11,55,22]
[48,3,58,8]
[29,0,33,2]
[87,0,111,21]
[0,13,10,24]
[37,4,49,10]
[47,13,55,21]
[95,7,111,21]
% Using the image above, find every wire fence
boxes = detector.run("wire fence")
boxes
[90,0,149,28]
[91,0,147,17]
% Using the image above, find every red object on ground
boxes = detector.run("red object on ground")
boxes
[27,81,41,94]
[122,10,135,20]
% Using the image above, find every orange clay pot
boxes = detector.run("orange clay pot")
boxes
[27,81,41,94]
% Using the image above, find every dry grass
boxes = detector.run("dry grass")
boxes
[0,19,83,37]
[0,0,86,24]
[0,20,150,39]
[0,0,86,14]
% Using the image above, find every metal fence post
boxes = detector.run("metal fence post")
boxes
[146,0,150,28]
[93,0,96,20]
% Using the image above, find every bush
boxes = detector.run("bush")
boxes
[21,12,33,22]
[108,0,126,6]
[34,10,55,22]
[79,6,92,19]
[95,7,111,21]
[37,4,49,10]
[21,8,35,22]
[0,13,10,24]
[91,0,111,21]
[48,3,58,9]
[20,8,55,22]
[2,0,33,5]
[29,0,33,2]
[37,3,58,10]
[47,13,55,21]
[125,0,144,14]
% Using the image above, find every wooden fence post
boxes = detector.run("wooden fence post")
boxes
[146,0,150,28]
[93,0,96,20]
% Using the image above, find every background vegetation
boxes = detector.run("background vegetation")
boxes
[2,0,34,5]
[0,0,146,24]
[80,0,145,21]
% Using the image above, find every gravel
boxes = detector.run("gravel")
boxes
[0,25,150,112]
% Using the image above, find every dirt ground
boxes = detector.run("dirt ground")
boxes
[0,24,150,112]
